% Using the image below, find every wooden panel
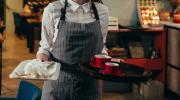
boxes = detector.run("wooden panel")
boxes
[112,57,128,59]
[108,29,165,33]
[107,49,127,59]
[153,30,166,84]
[108,53,127,56]
[167,66,180,95]
[124,58,165,70]
[167,28,180,68]
[154,30,166,59]
[107,50,127,52]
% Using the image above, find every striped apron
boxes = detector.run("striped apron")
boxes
[41,0,104,100]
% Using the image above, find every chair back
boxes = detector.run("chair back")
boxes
[16,80,42,100]
[13,12,20,27]
[13,12,16,25]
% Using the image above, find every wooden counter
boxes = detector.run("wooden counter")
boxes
[161,21,180,29]
[27,19,42,24]
[108,29,165,33]
[18,12,37,18]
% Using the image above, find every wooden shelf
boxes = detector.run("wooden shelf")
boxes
[108,29,165,33]
[108,28,166,84]
[124,58,165,70]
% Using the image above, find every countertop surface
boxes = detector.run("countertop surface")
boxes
[18,12,37,18]
[108,29,164,32]
[27,19,42,24]
[161,21,180,29]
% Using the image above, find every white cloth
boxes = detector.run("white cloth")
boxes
[24,59,50,77]
[37,0,109,59]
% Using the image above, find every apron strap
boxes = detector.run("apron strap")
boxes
[57,0,68,29]
[92,3,99,20]
[57,0,100,29]
[60,0,68,21]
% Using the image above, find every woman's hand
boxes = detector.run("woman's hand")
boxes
[37,53,49,62]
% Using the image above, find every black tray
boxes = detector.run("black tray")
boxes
[79,61,152,83]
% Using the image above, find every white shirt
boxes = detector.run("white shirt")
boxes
[37,0,109,59]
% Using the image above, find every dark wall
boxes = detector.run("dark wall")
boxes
[23,0,29,7]
[23,0,55,7]
[0,0,4,21]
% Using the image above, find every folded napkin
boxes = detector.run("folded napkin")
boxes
[24,59,52,78]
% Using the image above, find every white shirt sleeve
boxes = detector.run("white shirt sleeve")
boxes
[101,8,109,54]
[37,3,54,59]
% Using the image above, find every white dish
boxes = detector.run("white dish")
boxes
[9,60,61,81]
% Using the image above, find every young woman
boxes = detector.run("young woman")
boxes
[37,0,109,99]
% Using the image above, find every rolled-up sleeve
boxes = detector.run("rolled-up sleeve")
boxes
[37,3,54,59]
[101,8,109,54]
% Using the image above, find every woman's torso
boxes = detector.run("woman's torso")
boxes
[44,0,109,46]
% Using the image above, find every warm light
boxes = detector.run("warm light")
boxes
[21,76,27,78]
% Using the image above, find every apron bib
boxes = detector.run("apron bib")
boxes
[41,0,103,100]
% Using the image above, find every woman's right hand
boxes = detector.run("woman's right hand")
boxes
[37,53,49,62]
